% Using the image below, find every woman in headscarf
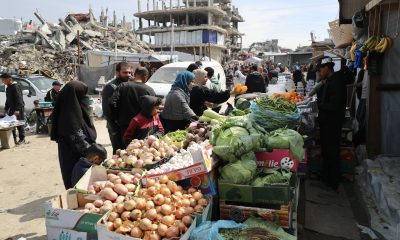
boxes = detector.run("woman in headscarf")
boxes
[51,81,97,189]
[160,71,197,132]
[189,69,231,116]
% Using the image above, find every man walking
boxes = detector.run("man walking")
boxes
[1,74,26,145]
[102,62,132,154]
[110,67,155,147]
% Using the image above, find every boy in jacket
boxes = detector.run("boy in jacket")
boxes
[124,95,164,146]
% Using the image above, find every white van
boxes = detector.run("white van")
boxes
[147,61,226,98]
[0,74,55,114]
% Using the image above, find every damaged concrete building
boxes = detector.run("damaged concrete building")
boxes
[134,0,244,62]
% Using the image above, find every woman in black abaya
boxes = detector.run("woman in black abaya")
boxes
[51,81,97,189]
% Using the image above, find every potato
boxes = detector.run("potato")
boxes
[105,181,115,189]
[119,173,131,184]
[114,184,128,195]
[125,184,136,192]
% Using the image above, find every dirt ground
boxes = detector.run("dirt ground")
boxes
[0,119,112,240]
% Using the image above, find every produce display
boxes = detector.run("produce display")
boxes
[359,35,393,53]
[272,90,304,103]
[251,168,292,187]
[234,83,248,94]
[199,109,225,125]
[255,97,297,114]
[267,128,305,161]
[220,152,257,184]
[101,175,209,239]
[164,130,188,143]
[146,141,209,175]
[79,172,142,214]
[183,124,212,148]
[104,135,178,169]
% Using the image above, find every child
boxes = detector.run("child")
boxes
[124,95,164,146]
[71,143,107,187]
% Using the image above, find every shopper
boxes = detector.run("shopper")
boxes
[124,96,164,146]
[245,64,266,93]
[160,71,197,132]
[1,73,26,145]
[204,67,223,112]
[102,62,132,154]
[316,57,347,191]
[70,143,107,187]
[186,63,200,72]
[45,80,62,105]
[109,67,156,143]
[306,63,317,81]
[190,69,231,116]
[51,80,97,189]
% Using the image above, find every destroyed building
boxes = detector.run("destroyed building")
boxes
[0,8,152,82]
[134,0,244,62]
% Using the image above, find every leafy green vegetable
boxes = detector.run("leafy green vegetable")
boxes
[255,97,297,114]
[199,116,212,123]
[220,153,257,184]
[203,109,225,120]
[235,98,251,110]
[251,168,292,187]
[267,128,304,161]
[165,130,188,142]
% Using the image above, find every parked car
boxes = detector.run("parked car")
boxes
[146,61,227,98]
[0,74,56,114]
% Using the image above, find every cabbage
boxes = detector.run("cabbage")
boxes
[215,127,249,146]
[220,152,257,184]
[267,128,304,161]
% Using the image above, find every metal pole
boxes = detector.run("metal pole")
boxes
[77,30,80,79]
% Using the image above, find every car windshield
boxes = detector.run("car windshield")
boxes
[148,67,185,84]
[28,76,55,92]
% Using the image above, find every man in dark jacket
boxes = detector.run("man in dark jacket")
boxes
[316,57,347,191]
[245,64,266,93]
[102,62,132,153]
[1,74,26,144]
[110,67,156,145]
[44,80,62,105]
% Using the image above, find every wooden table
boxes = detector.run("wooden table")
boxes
[0,121,25,149]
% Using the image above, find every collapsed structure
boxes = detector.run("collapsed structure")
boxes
[134,0,244,62]
[0,8,152,81]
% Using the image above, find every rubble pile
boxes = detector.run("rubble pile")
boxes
[0,10,152,80]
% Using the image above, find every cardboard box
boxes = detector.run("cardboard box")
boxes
[142,145,216,183]
[218,173,298,205]
[176,169,218,196]
[46,227,88,240]
[255,149,307,172]
[219,201,293,229]
[45,189,105,239]
[97,201,212,240]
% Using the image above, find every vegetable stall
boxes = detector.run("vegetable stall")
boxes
[44,95,311,240]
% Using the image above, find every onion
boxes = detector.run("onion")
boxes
[198,198,208,206]
[84,203,95,210]
[174,191,183,197]
[161,204,174,216]
[130,209,142,220]
[145,208,158,221]
[146,200,155,210]
[194,205,204,212]
[108,212,119,222]
[189,198,197,207]
[181,199,190,207]
[155,206,162,213]
[106,221,114,231]
[146,231,161,240]
[165,226,179,237]
[123,200,137,211]
[157,223,168,237]
[125,184,136,192]
[139,218,153,231]
[130,227,143,238]
[134,159,144,168]
[136,198,147,210]
[121,211,131,221]
[154,182,161,190]
[184,207,194,216]
[175,208,185,220]
[93,199,104,208]
[161,215,175,226]
[177,186,184,192]
[156,213,163,221]
[147,186,157,196]
[176,220,187,234]
[187,187,196,194]
[192,191,203,201]
[145,178,156,187]
[113,218,122,228]
[164,197,172,204]
[160,187,171,197]
[115,195,125,203]
[116,203,125,214]
[167,181,178,193]
[153,194,165,206]
[159,175,169,184]
[182,215,193,227]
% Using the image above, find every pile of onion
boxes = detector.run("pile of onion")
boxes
[80,172,141,214]
[103,175,208,239]
[104,135,178,169]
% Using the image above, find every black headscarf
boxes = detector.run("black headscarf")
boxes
[140,95,160,118]
[51,81,97,142]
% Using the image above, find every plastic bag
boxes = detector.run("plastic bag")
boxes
[250,102,300,131]
[190,220,247,240]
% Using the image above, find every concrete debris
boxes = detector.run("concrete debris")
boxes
[0,10,152,80]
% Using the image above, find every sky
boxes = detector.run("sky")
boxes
[0,0,339,50]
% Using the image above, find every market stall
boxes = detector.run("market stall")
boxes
[44,90,313,239]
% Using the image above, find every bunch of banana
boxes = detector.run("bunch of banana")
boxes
[373,36,393,53]
[350,42,357,61]
[360,36,380,52]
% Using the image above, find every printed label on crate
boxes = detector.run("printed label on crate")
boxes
[255,150,299,172]
[143,162,209,183]
[46,227,87,240]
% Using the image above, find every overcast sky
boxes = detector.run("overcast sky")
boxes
[0,0,338,49]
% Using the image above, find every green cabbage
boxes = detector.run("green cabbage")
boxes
[267,128,304,161]
[215,127,249,146]
[220,152,257,184]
